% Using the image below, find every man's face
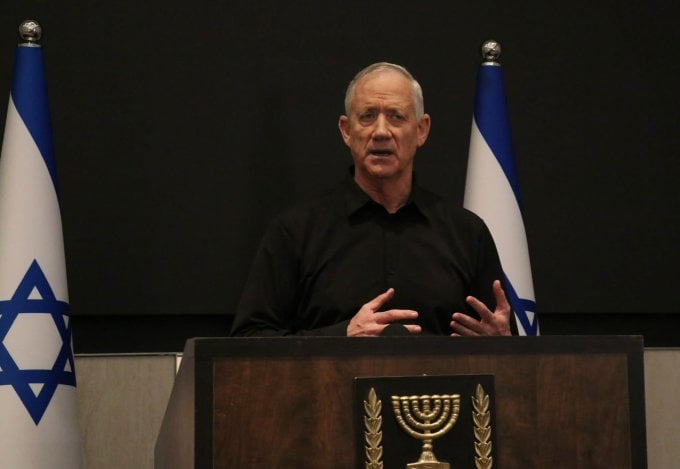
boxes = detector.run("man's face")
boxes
[339,70,431,184]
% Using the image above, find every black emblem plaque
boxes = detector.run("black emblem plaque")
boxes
[355,374,497,468]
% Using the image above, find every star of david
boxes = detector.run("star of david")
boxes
[0,259,76,425]
[503,273,539,336]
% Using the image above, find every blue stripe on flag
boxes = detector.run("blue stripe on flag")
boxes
[503,273,538,335]
[473,65,522,208]
[10,45,59,195]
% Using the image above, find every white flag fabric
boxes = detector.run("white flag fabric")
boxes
[464,59,540,336]
[0,41,83,467]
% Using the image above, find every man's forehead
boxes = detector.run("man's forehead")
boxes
[353,72,415,107]
[356,70,412,91]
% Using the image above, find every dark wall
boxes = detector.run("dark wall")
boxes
[1,3,678,340]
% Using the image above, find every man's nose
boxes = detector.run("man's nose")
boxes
[372,114,391,138]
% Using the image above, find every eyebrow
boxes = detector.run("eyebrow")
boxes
[357,104,410,113]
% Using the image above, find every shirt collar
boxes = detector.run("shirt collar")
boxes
[343,167,431,219]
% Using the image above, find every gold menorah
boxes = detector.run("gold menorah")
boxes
[391,394,461,469]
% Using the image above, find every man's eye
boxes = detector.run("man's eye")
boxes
[359,113,376,123]
[388,111,405,120]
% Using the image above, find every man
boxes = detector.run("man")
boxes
[230,62,512,337]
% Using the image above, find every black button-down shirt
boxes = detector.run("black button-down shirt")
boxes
[231,172,505,336]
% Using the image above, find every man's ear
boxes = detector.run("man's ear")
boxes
[417,113,431,147]
[338,115,351,146]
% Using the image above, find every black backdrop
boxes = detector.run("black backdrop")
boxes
[1,2,678,351]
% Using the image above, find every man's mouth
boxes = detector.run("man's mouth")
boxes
[368,149,394,157]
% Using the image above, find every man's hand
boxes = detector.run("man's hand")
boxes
[347,288,421,336]
[450,280,512,337]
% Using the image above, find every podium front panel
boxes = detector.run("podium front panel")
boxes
[155,336,646,468]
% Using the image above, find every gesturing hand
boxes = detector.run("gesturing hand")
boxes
[347,288,421,337]
[450,280,512,337]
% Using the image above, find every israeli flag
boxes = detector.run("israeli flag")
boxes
[463,54,540,336]
[0,37,83,467]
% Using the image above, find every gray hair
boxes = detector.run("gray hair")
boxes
[344,62,425,120]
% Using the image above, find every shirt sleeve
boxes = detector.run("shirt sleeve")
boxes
[230,217,350,337]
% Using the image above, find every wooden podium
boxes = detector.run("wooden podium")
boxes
[154,336,647,468]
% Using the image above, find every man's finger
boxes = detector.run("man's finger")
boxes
[450,318,479,337]
[451,312,483,334]
[364,288,395,312]
[403,324,422,334]
[492,280,511,316]
[375,308,419,324]
[465,295,494,322]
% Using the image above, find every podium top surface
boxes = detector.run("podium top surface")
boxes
[182,335,644,360]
